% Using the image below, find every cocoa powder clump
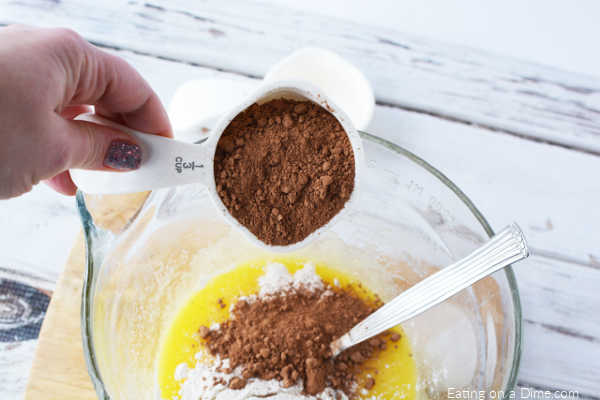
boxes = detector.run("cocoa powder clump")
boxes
[201,287,391,397]
[214,99,355,246]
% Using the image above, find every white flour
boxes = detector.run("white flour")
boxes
[173,263,347,400]
[176,355,347,400]
[259,262,324,296]
[234,262,326,306]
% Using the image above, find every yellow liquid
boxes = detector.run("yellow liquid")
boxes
[157,258,416,399]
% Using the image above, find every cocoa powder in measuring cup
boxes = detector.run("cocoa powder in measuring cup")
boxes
[214,99,355,246]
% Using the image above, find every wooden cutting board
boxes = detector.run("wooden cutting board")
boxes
[25,193,149,400]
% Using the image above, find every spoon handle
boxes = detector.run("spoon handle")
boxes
[331,223,529,356]
[70,113,211,194]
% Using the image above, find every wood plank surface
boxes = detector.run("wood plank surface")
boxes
[2,0,600,154]
[0,1,597,398]
[24,193,149,400]
[24,234,97,400]
[0,265,53,398]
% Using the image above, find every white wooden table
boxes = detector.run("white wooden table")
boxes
[1,1,599,399]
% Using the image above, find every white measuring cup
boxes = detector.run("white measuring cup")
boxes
[71,81,365,251]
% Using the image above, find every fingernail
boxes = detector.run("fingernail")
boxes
[104,140,142,170]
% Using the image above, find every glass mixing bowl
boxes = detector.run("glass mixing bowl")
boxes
[77,132,522,400]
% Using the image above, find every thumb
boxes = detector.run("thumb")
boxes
[60,118,142,171]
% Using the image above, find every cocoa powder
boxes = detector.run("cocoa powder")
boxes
[213,99,355,246]
[201,286,395,397]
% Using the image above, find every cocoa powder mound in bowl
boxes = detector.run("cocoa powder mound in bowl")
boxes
[201,285,393,397]
[213,99,355,246]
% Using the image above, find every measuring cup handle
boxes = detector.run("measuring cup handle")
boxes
[70,113,211,194]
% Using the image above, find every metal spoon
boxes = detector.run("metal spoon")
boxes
[330,223,529,357]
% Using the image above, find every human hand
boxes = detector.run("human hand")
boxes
[0,25,172,199]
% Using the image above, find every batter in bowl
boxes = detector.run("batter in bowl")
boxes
[157,259,416,399]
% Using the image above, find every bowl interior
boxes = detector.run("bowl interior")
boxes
[80,133,521,400]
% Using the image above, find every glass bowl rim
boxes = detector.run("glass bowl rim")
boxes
[77,130,522,398]
[358,130,522,394]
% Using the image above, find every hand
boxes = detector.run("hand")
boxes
[0,25,172,199]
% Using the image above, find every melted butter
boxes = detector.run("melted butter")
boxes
[157,258,416,399]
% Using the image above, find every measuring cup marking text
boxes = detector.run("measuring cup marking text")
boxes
[174,156,205,174]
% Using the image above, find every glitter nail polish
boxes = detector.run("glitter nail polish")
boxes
[104,140,142,170]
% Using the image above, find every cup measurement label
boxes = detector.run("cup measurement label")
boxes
[175,156,204,173]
